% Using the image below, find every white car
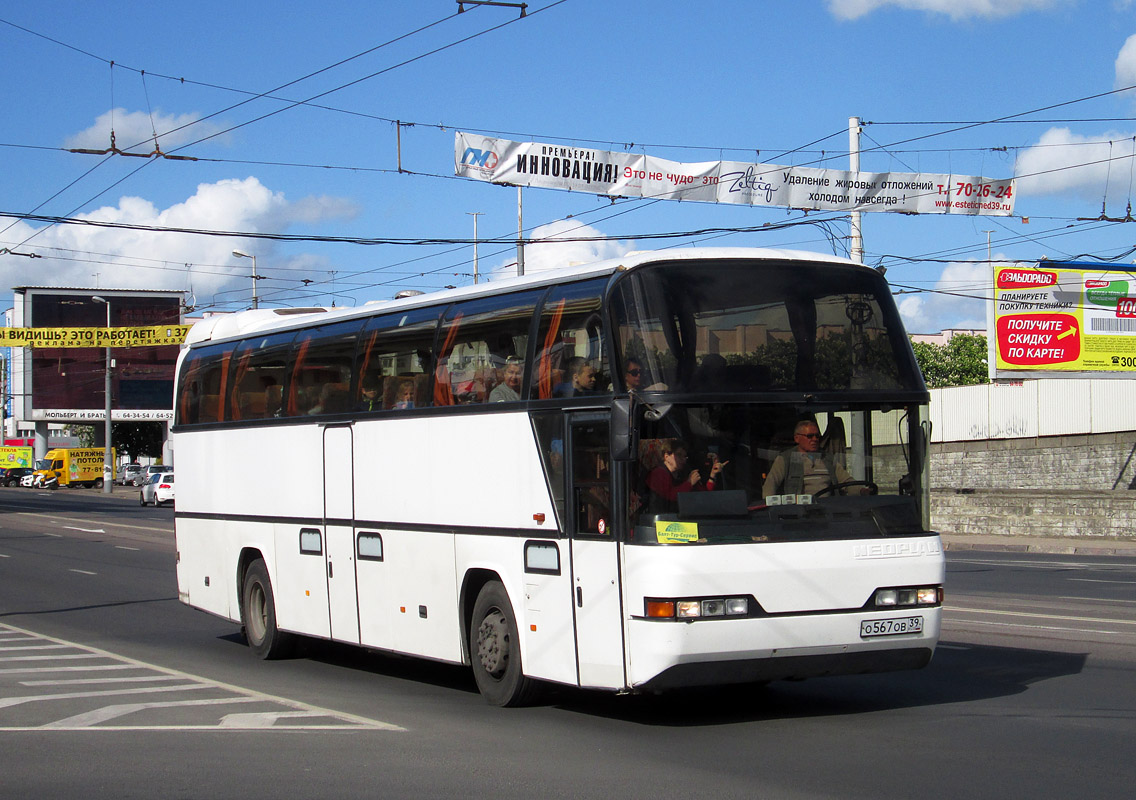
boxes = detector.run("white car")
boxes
[139,472,174,506]
[154,473,175,506]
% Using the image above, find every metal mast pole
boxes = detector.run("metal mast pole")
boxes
[849,116,863,264]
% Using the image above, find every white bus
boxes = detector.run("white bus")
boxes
[173,247,944,706]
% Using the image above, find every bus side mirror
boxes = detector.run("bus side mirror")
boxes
[610,397,638,462]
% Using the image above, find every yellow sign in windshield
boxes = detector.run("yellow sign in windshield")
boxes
[655,521,700,544]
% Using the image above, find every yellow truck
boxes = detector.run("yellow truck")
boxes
[34,448,115,488]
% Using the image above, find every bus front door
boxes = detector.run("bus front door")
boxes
[323,424,360,644]
[567,416,626,690]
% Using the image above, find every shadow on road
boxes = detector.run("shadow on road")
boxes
[242,634,1088,725]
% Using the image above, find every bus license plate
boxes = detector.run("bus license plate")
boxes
[860,616,923,638]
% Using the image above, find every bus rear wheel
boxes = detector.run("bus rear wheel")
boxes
[241,559,294,659]
[470,580,537,707]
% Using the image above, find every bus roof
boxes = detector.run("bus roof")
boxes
[184,247,865,347]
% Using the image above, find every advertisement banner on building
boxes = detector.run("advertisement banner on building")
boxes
[990,262,1136,378]
[0,324,190,348]
[455,133,1016,216]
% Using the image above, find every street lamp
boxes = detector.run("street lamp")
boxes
[91,296,113,494]
[232,250,259,309]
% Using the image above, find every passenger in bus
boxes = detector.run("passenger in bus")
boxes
[624,357,644,392]
[392,377,416,409]
[761,420,861,498]
[357,378,381,412]
[489,356,523,402]
[553,357,597,397]
[643,439,726,514]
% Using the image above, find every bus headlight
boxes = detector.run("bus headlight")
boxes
[870,585,942,609]
[646,596,755,620]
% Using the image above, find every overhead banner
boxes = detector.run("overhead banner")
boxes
[990,262,1136,377]
[0,325,190,348]
[455,133,1016,216]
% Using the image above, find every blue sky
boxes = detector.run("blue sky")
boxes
[3,0,1136,333]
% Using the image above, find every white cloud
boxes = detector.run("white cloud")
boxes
[898,259,992,333]
[0,177,355,311]
[487,219,631,280]
[1014,127,1136,200]
[1116,33,1136,89]
[827,0,1063,21]
[64,108,226,153]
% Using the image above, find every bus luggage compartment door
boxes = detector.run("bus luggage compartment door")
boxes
[323,424,360,644]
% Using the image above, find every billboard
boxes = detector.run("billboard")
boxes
[7,289,184,423]
[989,262,1136,378]
[456,133,1016,216]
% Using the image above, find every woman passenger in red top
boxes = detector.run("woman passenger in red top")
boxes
[644,439,727,514]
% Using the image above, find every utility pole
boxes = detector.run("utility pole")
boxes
[849,116,863,264]
[232,250,259,309]
[467,212,483,284]
[516,187,525,277]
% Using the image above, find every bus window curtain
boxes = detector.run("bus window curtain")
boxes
[287,337,312,416]
[433,313,463,407]
[229,352,252,421]
[538,300,565,400]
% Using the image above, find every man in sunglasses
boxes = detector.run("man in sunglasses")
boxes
[624,358,644,392]
[762,419,857,500]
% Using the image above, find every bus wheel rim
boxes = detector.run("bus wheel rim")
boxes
[476,609,508,678]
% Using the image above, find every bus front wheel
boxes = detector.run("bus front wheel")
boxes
[241,559,294,659]
[470,581,537,707]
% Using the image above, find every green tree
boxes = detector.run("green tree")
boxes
[910,334,989,388]
[112,422,165,462]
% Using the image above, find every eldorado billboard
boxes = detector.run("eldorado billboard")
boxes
[990,262,1136,378]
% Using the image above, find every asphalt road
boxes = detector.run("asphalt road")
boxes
[1,487,1133,799]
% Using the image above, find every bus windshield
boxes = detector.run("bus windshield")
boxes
[629,400,929,544]
[610,259,923,395]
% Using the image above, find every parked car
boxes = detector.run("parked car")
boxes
[139,471,173,506]
[134,465,170,487]
[3,467,35,487]
[118,463,142,486]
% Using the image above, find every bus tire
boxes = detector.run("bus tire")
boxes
[241,559,294,660]
[470,580,537,707]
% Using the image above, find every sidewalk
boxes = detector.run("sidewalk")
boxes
[940,532,1136,556]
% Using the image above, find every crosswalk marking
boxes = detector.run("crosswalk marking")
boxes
[0,622,405,732]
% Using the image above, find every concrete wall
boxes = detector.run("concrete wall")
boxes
[927,380,1136,540]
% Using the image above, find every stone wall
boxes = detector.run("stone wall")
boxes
[929,432,1136,540]
[932,432,1136,491]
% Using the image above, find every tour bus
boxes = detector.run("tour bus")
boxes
[173,247,944,706]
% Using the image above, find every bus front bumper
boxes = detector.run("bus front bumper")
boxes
[626,607,941,691]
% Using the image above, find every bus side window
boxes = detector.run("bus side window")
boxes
[289,320,363,418]
[176,344,230,425]
[227,332,294,421]
[356,307,440,411]
[531,279,610,401]
[436,290,542,406]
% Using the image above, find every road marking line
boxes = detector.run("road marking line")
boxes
[945,606,1136,626]
[0,644,73,652]
[944,618,1126,636]
[21,676,185,686]
[0,664,139,675]
[114,546,140,551]
[40,696,262,729]
[11,512,170,535]
[1067,578,1136,585]
[63,526,106,534]
[0,654,106,662]
[68,569,97,575]
[1058,596,1136,604]
[0,683,208,709]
